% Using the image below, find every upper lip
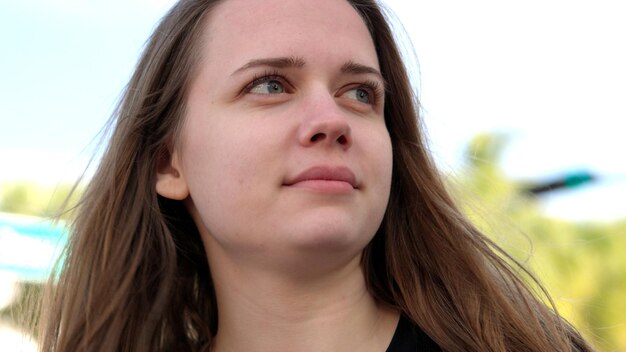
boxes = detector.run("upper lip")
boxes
[284,166,358,188]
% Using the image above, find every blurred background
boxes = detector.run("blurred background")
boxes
[1,0,624,350]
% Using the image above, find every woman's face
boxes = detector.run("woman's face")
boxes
[172,0,392,268]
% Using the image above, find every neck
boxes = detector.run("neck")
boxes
[208,252,399,352]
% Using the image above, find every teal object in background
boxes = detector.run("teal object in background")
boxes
[0,212,68,282]
[525,171,596,195]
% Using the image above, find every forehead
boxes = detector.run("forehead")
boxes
[200,0,379,70]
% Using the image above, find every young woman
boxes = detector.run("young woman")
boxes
[39,0,594,351]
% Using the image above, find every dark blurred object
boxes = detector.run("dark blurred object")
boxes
[524,171,595,195]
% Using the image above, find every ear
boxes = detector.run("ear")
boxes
[156,148,189,200]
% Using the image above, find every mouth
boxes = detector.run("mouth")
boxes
[283,166,358,193]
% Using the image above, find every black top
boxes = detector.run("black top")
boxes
[386,316,441,352]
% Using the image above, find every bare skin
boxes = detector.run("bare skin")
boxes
[156,0,398,350]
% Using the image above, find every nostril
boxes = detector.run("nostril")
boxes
[337,135,347,145]
[311,133,326,142]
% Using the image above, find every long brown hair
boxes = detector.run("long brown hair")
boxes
[39,0,594,351]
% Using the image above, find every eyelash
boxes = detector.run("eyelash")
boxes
[243,71,384,105]
[358,79,384,105]
[244,70,285,93]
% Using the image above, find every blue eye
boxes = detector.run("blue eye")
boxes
[249,79,285,94]
[344,87,371,104]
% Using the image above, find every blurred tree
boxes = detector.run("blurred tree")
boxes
[450,133,626,351]
[0,182,36,214]
[0,182,82,219]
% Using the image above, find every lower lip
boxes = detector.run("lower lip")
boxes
[287,180,355,193]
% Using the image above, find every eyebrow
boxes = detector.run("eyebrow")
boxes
[340,60,384,82]
[231,56,385,84]
[231,56,306,75]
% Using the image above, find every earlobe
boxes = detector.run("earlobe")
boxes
[156,149,189,200]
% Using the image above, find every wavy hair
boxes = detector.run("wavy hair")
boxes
[39,0,594,351]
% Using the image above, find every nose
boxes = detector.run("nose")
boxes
[297,91,352,149]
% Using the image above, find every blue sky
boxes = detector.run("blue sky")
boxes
[1,0,625,221]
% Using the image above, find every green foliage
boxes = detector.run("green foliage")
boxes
[451,133,626,351]
[0,181,83,219]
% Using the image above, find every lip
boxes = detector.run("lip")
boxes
[284,166,358,192]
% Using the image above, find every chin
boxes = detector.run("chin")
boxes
[282,218,377,254]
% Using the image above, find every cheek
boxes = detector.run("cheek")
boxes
[367,129,393,232]
[183,113,269,184]
[364,126,393,189]
[371,134,393,236]
[376,135,394,212]
[182,141,256,243]
[180,117,283,238]
[183,132,255,202]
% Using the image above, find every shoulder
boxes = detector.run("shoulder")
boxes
[386,315,441,352]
